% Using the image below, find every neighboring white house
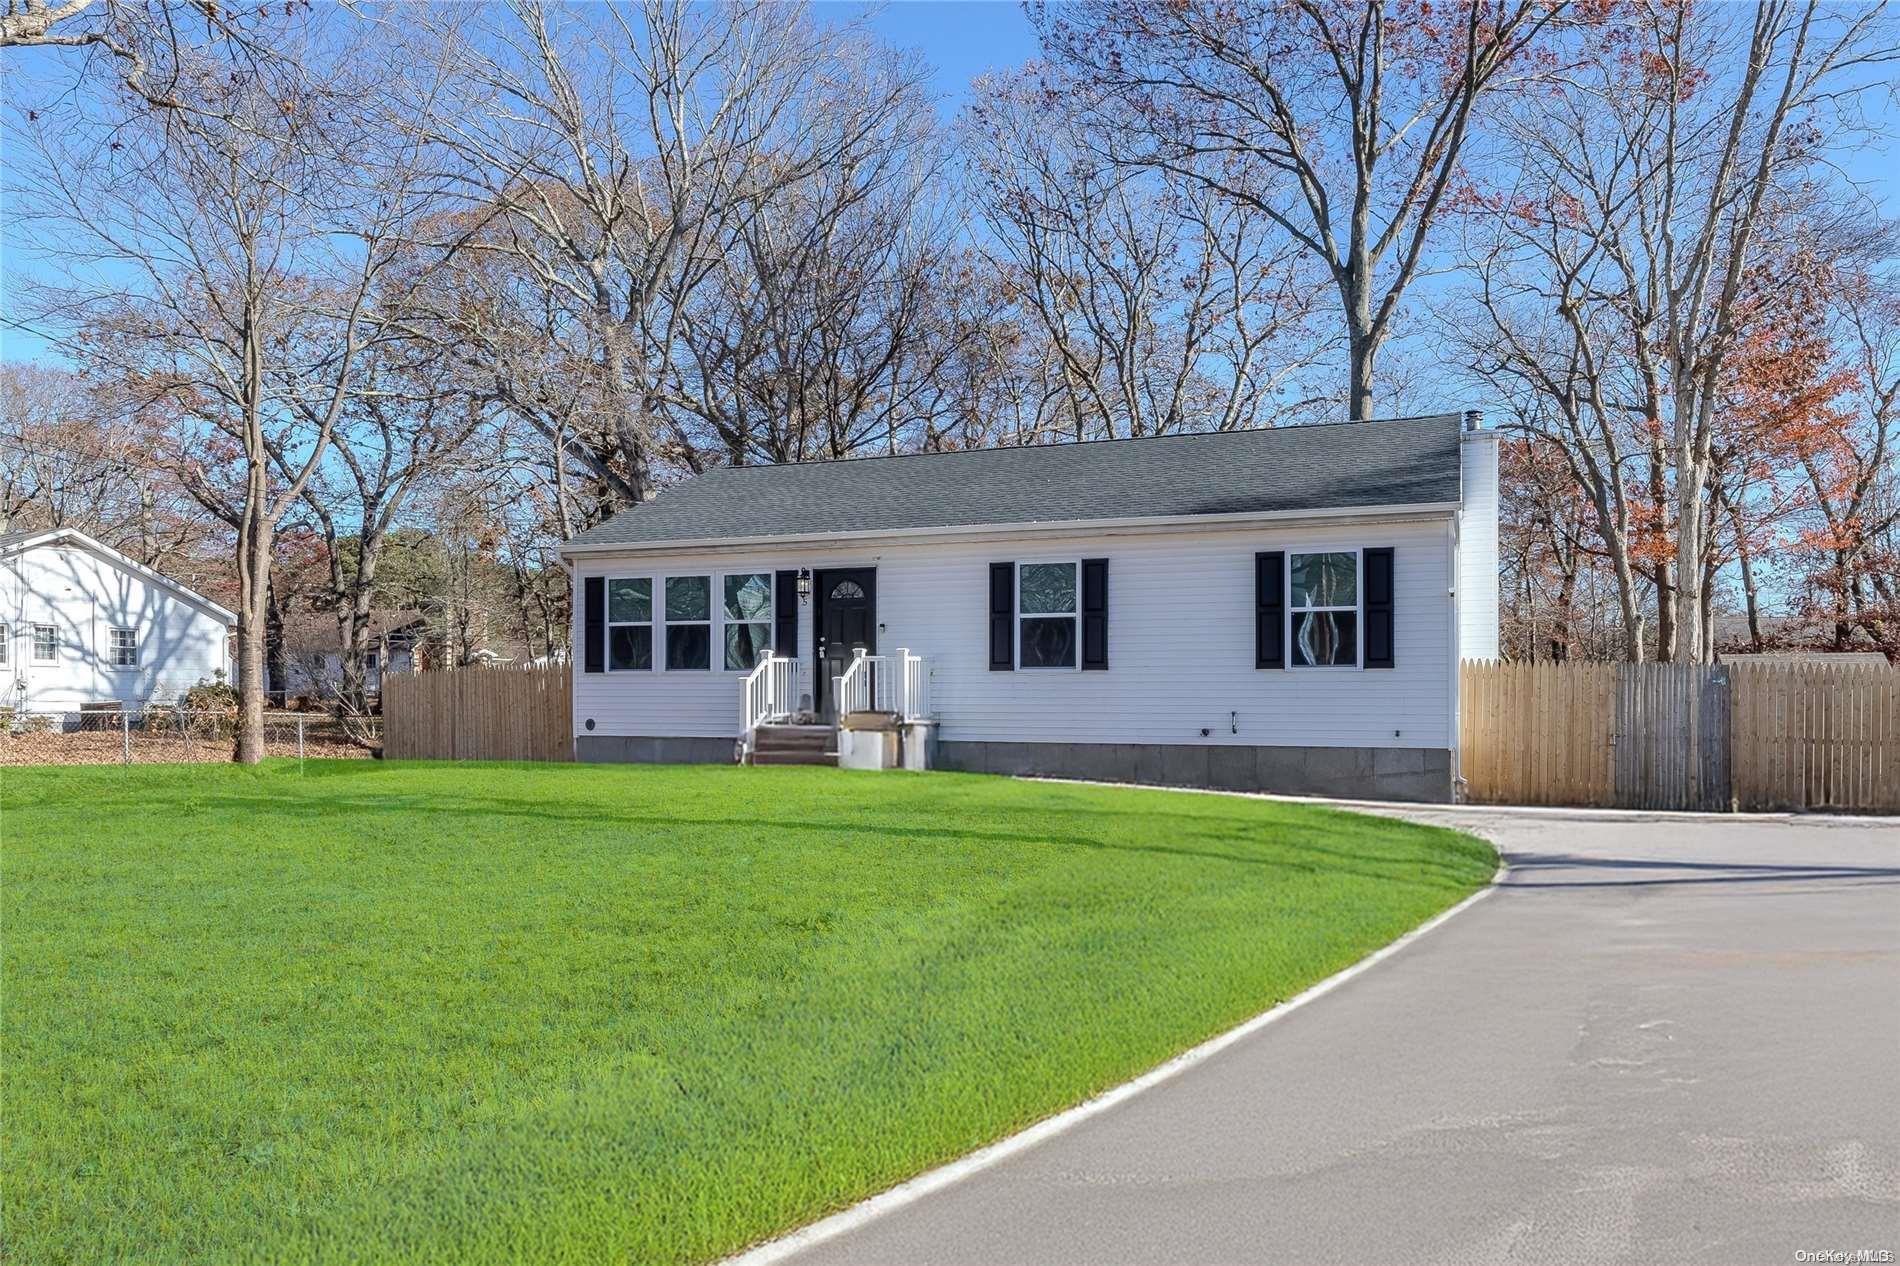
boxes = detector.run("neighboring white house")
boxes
[559,412,1501,802]
[0,528,234,713]
[271,611,426,701]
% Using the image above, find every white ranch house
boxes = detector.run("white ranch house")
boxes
[561,413,1500,802]
[0,528,234,713]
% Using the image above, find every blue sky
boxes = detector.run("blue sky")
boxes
[0,3,1044,366]
[860,0,1040,110]
[5,1,1893,376]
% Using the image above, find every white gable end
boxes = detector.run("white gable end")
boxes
[1,531,233,711]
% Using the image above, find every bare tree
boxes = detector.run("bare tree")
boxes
[279,345,488,724]
[1036,0,1569,420]
[12,15,455,760]
[2,0,289,112]
[1635,1,1895,661]
[663,92,957,464]
[964,63,1335,441]
[1446,1,1893,660]
[421,0,931,506]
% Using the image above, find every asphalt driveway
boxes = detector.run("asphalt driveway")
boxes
[775,808,1900,1266]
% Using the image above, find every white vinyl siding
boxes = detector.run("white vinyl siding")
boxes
[1457,430,1502,661]
[571,516,1458,749]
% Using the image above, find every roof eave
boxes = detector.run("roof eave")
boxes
[559,500,1462,558]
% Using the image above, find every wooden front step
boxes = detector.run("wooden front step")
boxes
[750,749,837,767]
[749,724,836,766]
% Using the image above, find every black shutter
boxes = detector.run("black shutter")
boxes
[1081,558,1108,670]
[582,575,605,673]
[1255,551,1284,669]
[774,570,799,656]
[1364,546,1395,669]
[989,562,1015,670]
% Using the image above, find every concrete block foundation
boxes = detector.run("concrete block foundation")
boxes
[935,740,1453,803]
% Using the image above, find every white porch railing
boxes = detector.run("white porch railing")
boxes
[742,654,803,738]
[836,647,932,721]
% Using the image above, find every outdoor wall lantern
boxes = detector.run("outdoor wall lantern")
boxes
[796,568,813,603]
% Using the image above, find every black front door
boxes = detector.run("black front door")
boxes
[815,568,876,718]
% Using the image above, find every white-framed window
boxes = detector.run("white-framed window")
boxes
[607,576,655,671]
[663,574,712,671]
[1018,560,1080,670]
[109,626,140,668]
[0,622,8,667]
[721,572,773,671]
[1289,550,1360,668]
[32,624,58,664]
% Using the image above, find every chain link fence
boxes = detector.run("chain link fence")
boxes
[0,710,379,767]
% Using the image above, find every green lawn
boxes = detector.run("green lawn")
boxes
[2,761,1494,1264]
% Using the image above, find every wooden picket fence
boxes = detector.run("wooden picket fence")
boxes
[1462,659,1899,813]
[1729,662,1900,812]
[382,665,573,763]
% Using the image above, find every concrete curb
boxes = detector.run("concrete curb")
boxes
[722,847,1507,1266]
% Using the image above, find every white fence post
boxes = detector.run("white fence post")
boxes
[121,710,131,766]
[297,714,306,759]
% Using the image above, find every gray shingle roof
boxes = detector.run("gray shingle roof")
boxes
[564,413,1467,550]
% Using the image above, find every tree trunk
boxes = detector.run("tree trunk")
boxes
[1673,458,1706,661]
[265,579,287,707]
[1341,271,1376,421]
[1653,563,1676,663]
[233,512,272,764]
[1733,504,1763,650]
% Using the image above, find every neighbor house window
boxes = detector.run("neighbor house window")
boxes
[722,572,773,671]
[608,577,654,671]
[664,575,711,670]
[32,624,57,663]
[1290,551,1359,668]
[109,627,139,668]
[0,623,8,666]
[1018,561,1079,669]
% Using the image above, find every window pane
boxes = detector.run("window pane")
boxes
[1020,616,1077,668]
[665,575,711,621]
[34,626,56,659]
[1020,562,1077,614]
[725,622,770,671]
[1292,611,1358,667]
[608,578,651,623]
[610,625,653,671]
[724,573,772,621]
[1291,552,1357,608]
[666,623,710,670]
